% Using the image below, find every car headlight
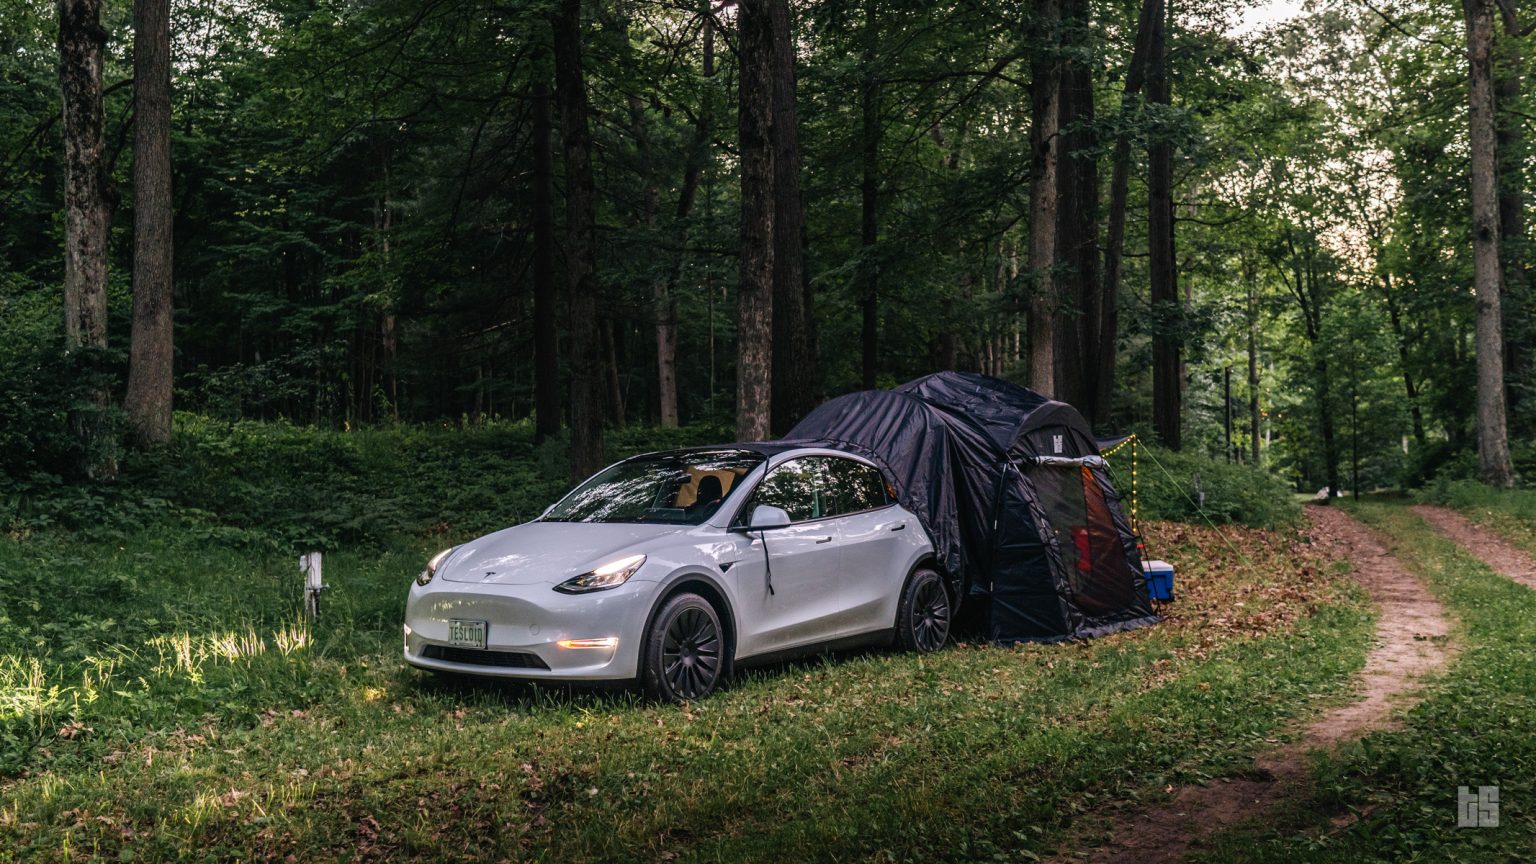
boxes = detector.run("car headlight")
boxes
[554,553,646,594]
[416,547,456,587]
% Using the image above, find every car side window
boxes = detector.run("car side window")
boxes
[744,457,825,523]
[824,457,889,517]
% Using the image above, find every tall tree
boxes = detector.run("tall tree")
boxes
[1247,276,1260,466]
[552,0,605,481]
[737,0,775,440]
[531,80,561,444]
[768,0,815,432]
[1147,0,1180,449]
[859,0,880,391]
[1026,0,1061,396]
[1053,0,1101,423]
[58,0,116,478]
[1493,3,1527,419]
[124,0,173,446]
[1379,273,1428,447]
[1099,0,1160,426]
[1274,227,1341,497]
[1463,0,1515,486]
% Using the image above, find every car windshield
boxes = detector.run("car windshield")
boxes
[542,450,765,525]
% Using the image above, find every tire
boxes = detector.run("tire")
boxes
[895,567,951,653]
[641,592,725,702]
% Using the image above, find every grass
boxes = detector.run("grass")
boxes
[1425,480,1536,557]
[0,515,1372,862]
[1191,501,1536,862]
[0,418,1379,861]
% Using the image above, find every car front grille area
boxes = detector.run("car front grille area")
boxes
[422,644,551,670]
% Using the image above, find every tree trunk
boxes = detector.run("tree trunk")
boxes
[627,90,666,429]
[1148,0,1180,450]
[1380,273,1428,447]
[1247,276,1261,466]
[1054,0,1100,423]
[736,0,775,441]
[930,124,964,372]
[655,264,682,428]
[381,311,398,419]
[1493,16,1527,420]
[124,0,173,447]
[1464,0,1515,487]
[654,116,712,430]
[603,318,625,427]
[59,0,116,479]
[1223,364,1233,461]
[1318,352,1340,496]
[768,0,814,433]
[531,81,562,444]
[1290,235,1340,496]
[1100,0,1161,425]
[1350,377,1360,500]
[859,0,880,391]
[552,0,605,482]
[652,11,717,429]
[1026,0,1061,396]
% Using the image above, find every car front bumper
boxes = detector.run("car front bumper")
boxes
[403,579,655,681]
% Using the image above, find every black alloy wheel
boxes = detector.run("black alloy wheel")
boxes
[896,567,951,653]
[642,593,724,702]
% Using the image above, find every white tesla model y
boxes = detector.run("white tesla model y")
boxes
[404,446,949,701]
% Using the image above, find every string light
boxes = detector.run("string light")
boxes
[1132,436,1138,534]
[1100,434,1139,535]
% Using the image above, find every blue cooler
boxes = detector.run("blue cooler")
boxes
[1144,559,1175,601]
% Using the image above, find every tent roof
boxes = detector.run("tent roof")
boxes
[894,371,1097,457]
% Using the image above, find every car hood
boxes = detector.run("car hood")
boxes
[438,521,686,585]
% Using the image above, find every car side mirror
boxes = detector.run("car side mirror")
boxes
[746,504,792,531]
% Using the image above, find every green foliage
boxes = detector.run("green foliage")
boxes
[0,277,131,486]
[1117,442,1302,529]
[2,418,723,552]
[3,416,1295,550]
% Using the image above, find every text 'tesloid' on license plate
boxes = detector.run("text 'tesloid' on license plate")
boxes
[448,619,487,649]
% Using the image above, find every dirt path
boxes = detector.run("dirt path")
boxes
[1052,506,1455,864]
[1411,504,1536,591]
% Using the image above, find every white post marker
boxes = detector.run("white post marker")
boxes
[300,551,325,620]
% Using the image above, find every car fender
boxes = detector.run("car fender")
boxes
[638,566,741,662]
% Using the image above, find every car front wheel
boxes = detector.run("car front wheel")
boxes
[641,592,724,702]
[896,567,951,653]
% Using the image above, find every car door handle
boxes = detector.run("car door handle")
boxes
[815,536,833,544]
[889,523,906,532]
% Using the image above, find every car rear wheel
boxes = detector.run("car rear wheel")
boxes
[642,592,724,702]
[896,567,951,653]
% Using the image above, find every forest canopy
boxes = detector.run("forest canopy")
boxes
[1,0,1530,496]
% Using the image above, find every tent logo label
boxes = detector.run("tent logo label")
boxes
[1052,434,1063,454]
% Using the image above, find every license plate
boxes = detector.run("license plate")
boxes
[447,619,487,649]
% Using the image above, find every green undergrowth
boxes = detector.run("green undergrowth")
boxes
[1,416,724,552]
[2,418,1301,557]
[1194,501,1536,863]
[1116,443,1303,530]
[0,519,1370,862]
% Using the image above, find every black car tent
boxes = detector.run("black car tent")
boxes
[770,371,1157,643]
